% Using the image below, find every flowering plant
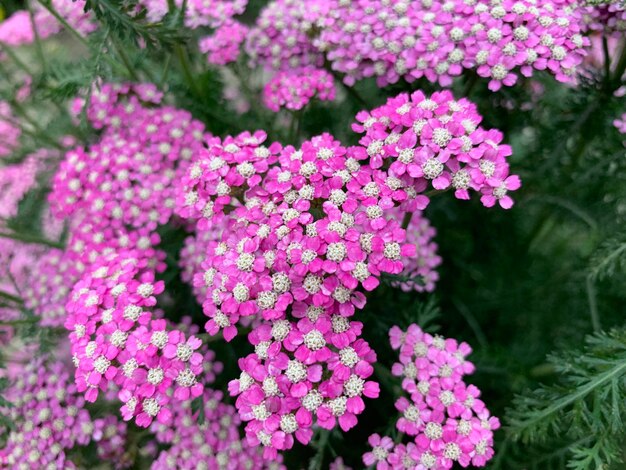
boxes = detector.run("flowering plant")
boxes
[1,0,626,469]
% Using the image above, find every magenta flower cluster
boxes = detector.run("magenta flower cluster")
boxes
[0,0,96,47]
[391,211,441,293]
[263,69,337,112]
[52,82,205,232]
[0,355,128,468]
[199,21,249,66]
[353,90,521,209]
[139,0,247,28]
[581,0,626,36]
[169,89,517,455]
[150,388,285,469]
[361,324,500,470]
[247,0,589,91]
[64,251,210,427]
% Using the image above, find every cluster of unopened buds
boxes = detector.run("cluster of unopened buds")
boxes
[361,325,499,469]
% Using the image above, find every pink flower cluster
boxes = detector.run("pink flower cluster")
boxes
[51,83,206,232]
[353,90,520,209]
[0,0,96,48]
[0,355,128,468]
[199,21,249,66]
[172,90,516,455]
[263,69,337,112]
[245,0,329,71]
[361,324,500,470]
[179,225,224,304]
[64,251,208,427]
[248,0,589,91]
[229,314,380,457]
[392,211,441,293]
[139,0,247,28]
[150,388,285,469]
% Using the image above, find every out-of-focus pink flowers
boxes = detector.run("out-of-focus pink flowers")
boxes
[263,69,336,112]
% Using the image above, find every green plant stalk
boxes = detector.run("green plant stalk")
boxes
[0,231,64,249]
[401,211,413,229]
[174,44,201,97]
[159,53,173,88]
[586,276,600,332]
[511,359,626,437]
[0,290,24,305]
[0,318,39,326]
[111,35,140,81]
[27,3,47,74]
[36,0,128,76]
[36,0,89,47]
[4,101,64,150]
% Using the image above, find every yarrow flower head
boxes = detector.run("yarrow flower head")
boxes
[199,21,249,65]
[363,324,500,469]
[248,0,589,90]
[64,250,208,427]
[150,388,285,469]
[138,0,247,28]
[51,83,207,232]
[0,0,96,49]
[353,90,521,208]
[263,69,336,112]
[0,353,128,468]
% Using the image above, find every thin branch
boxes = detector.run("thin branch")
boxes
[0,231,64,249]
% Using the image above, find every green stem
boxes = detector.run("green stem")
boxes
[463,72,479,96]
[0,104,63,150]
[586,276,600,332]
[0,231,64,249]
[159,54,173,88]
[0,290,24,305]
[401,211,413,230]
[0,43,34,75]
[602,35,611,86]
[36,0,89,47]
[111,36,140,81]
[7,101,64,150]
[0,318,39,326]
[36,1,127,76]
[27,3,47,74]
[611,39,626,85]
[288,109,304,144]
[175,44,201,97]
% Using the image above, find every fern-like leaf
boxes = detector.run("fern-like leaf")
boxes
[506,329,626,469]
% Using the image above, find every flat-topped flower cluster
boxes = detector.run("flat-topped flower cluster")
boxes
[362,325,499,469]
[172,87,518,455]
